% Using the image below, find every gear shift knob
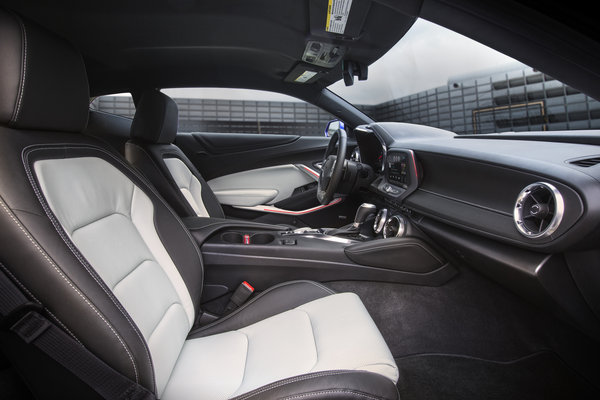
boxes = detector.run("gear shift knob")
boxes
[353,203,377,228]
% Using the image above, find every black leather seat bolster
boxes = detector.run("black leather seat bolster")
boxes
[125,140,199,217]
[0,131,155,391]
[231,370,399,400]
[0,11,88,132]
[188,280,336,338]
[125,139,226,219]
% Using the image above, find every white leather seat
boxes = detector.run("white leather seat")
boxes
[34,156,398,399]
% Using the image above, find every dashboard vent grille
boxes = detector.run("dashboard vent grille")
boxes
[514,182,564,239]
[569,156,600,167]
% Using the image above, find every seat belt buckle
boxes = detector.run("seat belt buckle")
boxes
[225,281,254,313]
[1,302,49,344]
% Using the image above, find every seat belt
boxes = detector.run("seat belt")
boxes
[0,266,155,400]
[224,281,255,313]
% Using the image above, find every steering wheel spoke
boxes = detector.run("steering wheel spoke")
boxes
[317,126,347,204]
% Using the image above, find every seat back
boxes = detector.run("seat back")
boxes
[126,90,225,219]
[0,10,203,397]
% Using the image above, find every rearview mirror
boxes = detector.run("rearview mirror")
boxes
[342,61,368,86]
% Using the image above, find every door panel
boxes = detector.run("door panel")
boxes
[176,132,330,180]
[208,164,317,206]
[176,132,356,227]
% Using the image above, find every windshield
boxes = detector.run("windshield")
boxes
[329,19,599,135]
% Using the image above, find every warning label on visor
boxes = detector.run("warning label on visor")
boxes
[325,0,353,34]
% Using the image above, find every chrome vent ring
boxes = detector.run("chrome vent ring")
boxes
[514,182,564,238]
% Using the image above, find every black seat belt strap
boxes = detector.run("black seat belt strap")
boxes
[0,266,155,400]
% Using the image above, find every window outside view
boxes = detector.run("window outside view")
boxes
[90,19,600,136]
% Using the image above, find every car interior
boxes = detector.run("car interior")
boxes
[1,1,600,399]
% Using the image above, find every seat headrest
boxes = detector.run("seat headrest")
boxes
[0,9,89,133]
[130,90,179,144]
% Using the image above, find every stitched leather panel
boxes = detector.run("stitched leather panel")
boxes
[163,293,399,400]
[0,10,88,132]
[125,141,225,219]
[164,157,210,217]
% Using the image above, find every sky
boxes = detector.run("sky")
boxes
[164,19,524,105]
[330,19,524,105]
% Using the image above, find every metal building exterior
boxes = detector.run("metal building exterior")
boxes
[91,67,600,136]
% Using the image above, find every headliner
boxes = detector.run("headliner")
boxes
[1,0,414,97]
[2,0,600,101]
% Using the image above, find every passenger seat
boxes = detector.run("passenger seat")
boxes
[125,90,225,219]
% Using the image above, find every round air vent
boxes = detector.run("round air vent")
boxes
[514,182,564,238]
[383,215,407,239]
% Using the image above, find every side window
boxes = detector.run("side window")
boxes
[89,93,134,118]
[161,88,335,136]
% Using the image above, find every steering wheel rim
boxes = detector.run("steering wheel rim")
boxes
[317,129,347,205]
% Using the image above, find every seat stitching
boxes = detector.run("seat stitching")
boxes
[30,144,204,293]
[111,259,153,291]
[147,302,183,342]
[25,143,206,390]
[192,280,334,334]
[232,370,354,400]
[23,145,159,388]
[0,261,38,300]
[127,142,197,217]
[70,211,131,235]
[165,157,206,216]
[229,330,250,397]
[12,15,27,123]
[296,309,319,372]
[0,197,139,382]
[280,389,385,400]
[0,261,82,344]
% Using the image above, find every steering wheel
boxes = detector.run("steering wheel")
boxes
[317,128,347,204]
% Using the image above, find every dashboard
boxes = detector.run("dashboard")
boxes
[351,121,600,342]
[353,122,600,253]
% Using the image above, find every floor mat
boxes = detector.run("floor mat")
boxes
[395,351,599,400]
[327,267,600,389]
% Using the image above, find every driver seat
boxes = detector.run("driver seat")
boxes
[125,89,226,219]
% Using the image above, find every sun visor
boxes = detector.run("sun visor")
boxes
[284,63,328,84]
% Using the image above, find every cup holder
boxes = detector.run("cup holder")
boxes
[250,233,275,245]
[220,232,275,245]
[221,232,244,243]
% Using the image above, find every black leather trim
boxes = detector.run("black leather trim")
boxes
[0,132,204,393]
[344,237,446,273]
[84,109,133,155]
[130,90,178,144]
[125,141,226,218]
[189,280,335,338]
[230,370,399,400]
[0,9,88,132]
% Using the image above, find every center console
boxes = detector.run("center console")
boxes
[184,206,456,303]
